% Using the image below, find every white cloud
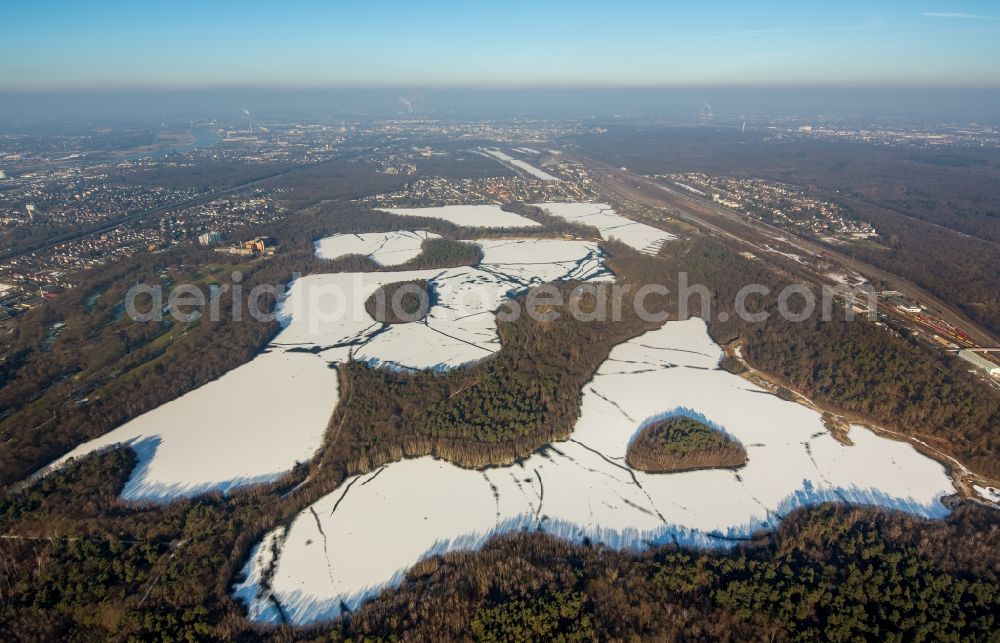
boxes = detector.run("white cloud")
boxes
[921,12,999,20]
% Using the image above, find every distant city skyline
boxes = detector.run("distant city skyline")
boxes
[3,1,1000,90]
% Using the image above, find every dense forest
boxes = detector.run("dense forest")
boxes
[396,238,484,270]
[260,156,409,208]
[1,446,998,641]
[626,415,748,473]
[364,279,433,324]
[121,159,296,193]
[842,198,1000,337]
[321,278,659,472]
[319,502,1000,642]
[412,147,517,180]
[1,195,998,640]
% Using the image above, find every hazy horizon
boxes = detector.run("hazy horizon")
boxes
[7,2,1000,123]
[2,86,1000,123]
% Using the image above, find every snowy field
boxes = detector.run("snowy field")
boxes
[533,202,677,255]
[39,238,609,502]
[376,204,541,229]
[314,230,440,266]
[483,149,560,182]
[234,318,955,625]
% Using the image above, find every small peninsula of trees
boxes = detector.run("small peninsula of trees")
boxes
[365,280,434,324]
[397,238,484,270]
[626,414,748,473]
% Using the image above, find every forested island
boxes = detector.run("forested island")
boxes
[626,415,748,473]
[365,280,434,324]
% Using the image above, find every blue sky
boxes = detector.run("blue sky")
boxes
[3,1,1000,89]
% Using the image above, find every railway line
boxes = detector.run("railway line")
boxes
[573,152,999,350]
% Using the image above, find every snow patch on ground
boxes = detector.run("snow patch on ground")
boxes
[533,202,676,255]
[483,149,559,181]
[234,318,955,625]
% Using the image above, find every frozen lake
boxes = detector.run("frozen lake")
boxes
[314,230,440,266]
[233,318,955,625]
[39,347,339,503]
[32,209,961,624]
[39,237,609,502]
[278,237,611,370]
[533,202,677,255]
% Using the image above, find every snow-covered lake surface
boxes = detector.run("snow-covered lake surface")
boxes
[41,347,338,503]
[376,205,541,229]
[314,230,440,266]
[483,149,560,182]
[533,202,677,255]
[39,238,609,502]
[975,485,1000,504]
[233,318,955,626]
[279,238,611,370]
[34,209,963,623]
